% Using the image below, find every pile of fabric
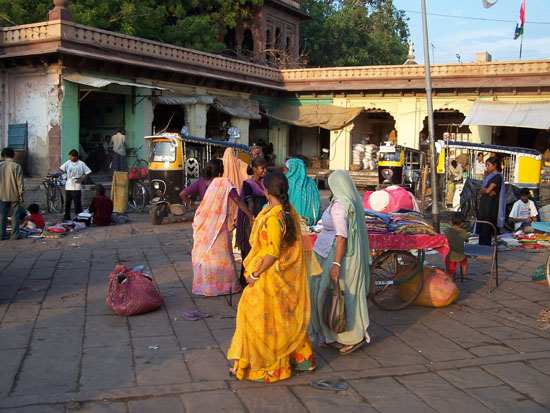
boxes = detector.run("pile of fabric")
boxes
[364,210,389,234]
[387,210,437,236]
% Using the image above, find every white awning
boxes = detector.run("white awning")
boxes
[64,74,167,90]
[462,101,550,130]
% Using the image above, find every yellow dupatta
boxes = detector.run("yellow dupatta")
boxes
[228,204,310,370]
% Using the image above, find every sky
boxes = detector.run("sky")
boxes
[392,0,550,64]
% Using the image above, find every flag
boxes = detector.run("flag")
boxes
[514,0,525,39]
[482,0,499,8]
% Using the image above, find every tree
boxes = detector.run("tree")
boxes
[0,0,262,54]
[300,0,409,67]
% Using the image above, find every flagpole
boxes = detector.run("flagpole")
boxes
[519,34,523,60]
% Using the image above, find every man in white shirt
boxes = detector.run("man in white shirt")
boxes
[509,188,538,231]
[60,149,91,221]
[111,128,126,173]
[474,152,486,181]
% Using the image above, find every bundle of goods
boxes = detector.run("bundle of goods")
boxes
[387,210,437,236]
[364,210,390,234]
[363,186,419,214]
[351,143,365,169]
[42,226,68,239]
[19,227,43,238]
[363,144,377,170]
[397,267,459,307]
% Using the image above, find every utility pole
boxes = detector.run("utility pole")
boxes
[421,0,440,233]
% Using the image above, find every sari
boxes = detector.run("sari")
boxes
[222,148,249,231]
[285,159,321,225]
[227,204,315,382]
[191,177,240,296]
[309,170,371,345]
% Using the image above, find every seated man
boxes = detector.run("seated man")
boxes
[89,184,113,226]
[509,188,538,232]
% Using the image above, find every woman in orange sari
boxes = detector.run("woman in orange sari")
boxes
[192,159,254,296]
[227,171,315,382]
[222,148,249,231]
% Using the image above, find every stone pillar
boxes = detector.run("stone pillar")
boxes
[184,103,208,138]
[48,0,73,21]
[329,124,353,170]
[269,123,288,167]
[230,117,250,145]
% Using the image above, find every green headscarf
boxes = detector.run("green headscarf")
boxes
[285,158,321,225]
[328,170,370,260]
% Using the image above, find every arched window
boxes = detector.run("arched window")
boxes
[242,29,253,56]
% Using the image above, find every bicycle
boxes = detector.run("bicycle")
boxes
[42,172,65,213]
[126,146,150,212]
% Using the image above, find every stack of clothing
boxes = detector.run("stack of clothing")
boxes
[387,210,437,236]
[364,210,390,234]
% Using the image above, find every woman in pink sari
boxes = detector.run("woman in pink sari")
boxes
[192,159,254,296]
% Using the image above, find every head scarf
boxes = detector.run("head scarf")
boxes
[328,170,370,259]
[222,148,249,230]
[285,158,321,225]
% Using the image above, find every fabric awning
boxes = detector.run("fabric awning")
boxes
[151,95,215,105]
[264,104,363,130]
[64,74,167,90]
[150,95,260,120]
[462,101,550,130]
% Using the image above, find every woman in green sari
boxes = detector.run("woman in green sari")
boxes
[284,158,321,225]
[309,170,371,354]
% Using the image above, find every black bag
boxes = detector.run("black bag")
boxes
[322,279,347,333]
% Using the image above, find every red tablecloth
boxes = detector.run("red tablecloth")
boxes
[368,233,449,259]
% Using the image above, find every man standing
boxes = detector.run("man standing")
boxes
[0,148,24,240]
[60,149,91,221]
[111,128,126,172]
[474,152,486,180]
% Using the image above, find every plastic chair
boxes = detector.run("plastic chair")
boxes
[461,220,499,293]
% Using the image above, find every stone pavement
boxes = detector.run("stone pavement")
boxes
[1,209,550,412]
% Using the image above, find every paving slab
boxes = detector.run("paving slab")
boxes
[503,337,550,353]
[181,390,246,412]
[2,303,41,323]
[237,386,306,412]
[293,383,374,412]
[398,372,492,412]
[527,358,550,376]
[350,376,435,412]
[0,348,25,395]
[184,347,232,382]
[128,309,173,338]
[482,362,550,406]
[80,344,135,391]
[76,401,128,412]
[466,385,549,412]
[0,322,34,349]
[84,315,129,348]
[437,367,503,389]
[481,326,539,341]
[313,344,380,371]
[35,307,85,329]
[128,397,184,413]
[468,344,517,358]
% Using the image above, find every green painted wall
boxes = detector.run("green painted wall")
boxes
[124,91,146,166]
[61,80,80,162]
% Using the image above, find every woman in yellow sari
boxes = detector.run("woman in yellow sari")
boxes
[227,171,315,382]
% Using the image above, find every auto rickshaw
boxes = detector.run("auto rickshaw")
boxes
[378,142,426,194]
[145,133,251,225]
[443,141,542,201]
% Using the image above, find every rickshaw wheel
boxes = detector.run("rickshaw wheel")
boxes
[546,253,550,290]
[368,250,424,311]
[151,204,166,225]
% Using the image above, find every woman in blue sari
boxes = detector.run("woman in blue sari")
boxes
[284,158,321,225]
[476,156,505,245]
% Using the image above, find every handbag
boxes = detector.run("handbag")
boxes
[107,265,164,316]
[322,279,347,333]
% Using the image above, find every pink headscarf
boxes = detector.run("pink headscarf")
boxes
[222,148,249,230]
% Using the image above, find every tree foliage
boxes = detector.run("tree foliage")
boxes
[300,0,409,67]
[0,0,262,53]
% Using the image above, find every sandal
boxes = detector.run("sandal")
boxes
[339,339,365,355]
[311,379,348,391]
[327,342,345,350]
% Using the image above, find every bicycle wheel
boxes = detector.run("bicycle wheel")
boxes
[132,181,149,212]
[368,250,424,311]
[50,185,64,213]
[43,182,52,213]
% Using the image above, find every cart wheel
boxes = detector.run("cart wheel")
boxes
[546,253,550,290]
[368,250,424,311]
[150,204,165,225]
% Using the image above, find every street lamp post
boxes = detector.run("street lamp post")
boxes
[421,0,440,232]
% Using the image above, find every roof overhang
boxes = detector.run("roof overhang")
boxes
[462,101,550,130]
[63,74,168,90]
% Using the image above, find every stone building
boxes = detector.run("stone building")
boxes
[1,0,549,176]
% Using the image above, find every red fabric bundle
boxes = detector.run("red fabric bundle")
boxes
[107,265,164,316]
[128,167,147,181]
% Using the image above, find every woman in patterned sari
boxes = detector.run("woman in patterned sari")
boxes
[191,159,254,296]
[228,171,315,382]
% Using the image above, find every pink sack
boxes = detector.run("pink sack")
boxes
[107,265,164,316]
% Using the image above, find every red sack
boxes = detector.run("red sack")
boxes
[128,167,147,181]
[107,265,164,316]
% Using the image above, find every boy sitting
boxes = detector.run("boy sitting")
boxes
[509,188,538,232]
[89,184,113,226]
[21,203,45,229]
[444,212,468,279]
